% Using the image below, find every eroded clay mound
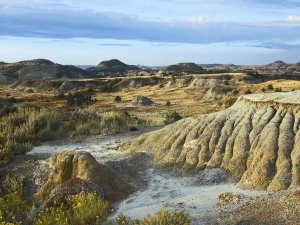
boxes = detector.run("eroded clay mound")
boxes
[120,91,300,191]
[35,151,135,202]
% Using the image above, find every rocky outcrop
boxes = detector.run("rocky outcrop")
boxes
[164,78,186,88]
[188,78,222,88]
[86,59,141,77]
[35,151,135,202]
[132,96,154,106]
[120,91,300,191]
[203,86,235,100]
[0,59,90,81]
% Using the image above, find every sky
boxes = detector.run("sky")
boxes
[0,0,300,66]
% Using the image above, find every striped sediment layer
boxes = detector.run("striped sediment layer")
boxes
[120,91,300,191]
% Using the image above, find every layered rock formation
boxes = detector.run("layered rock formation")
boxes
[120,91,300,191]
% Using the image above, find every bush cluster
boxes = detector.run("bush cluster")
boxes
[66,93,94,107]
[109,209,190,225]
[165,111,182,124]
[72,109,130,136]
[34,193,109,225]
[0,176,191,225]
[0,107,60,166]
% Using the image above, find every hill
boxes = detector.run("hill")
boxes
[0,59,91,81]
[265,60,288,69]
[86,59,141,77]
[165,63,204,74]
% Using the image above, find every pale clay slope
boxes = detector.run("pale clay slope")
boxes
[120,91,300,191]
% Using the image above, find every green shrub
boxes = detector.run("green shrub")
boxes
[0,147,12,167]
[33,205,70,225]
[100,85,116,93]
[68,192,109,224]
[67,93,93,107]
[267,84,273,90]
[0,104,17,117]
[109,209,191,225]
[165,111,182,124]
[0,192,30,224]
[137,209,190,225]
[115,96,122,102]
[165,100,171,106]
[2,176,25,197]
[0,108,61,166]
[34,193,109,225]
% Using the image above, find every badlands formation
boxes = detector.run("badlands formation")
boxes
[121,91,300,191]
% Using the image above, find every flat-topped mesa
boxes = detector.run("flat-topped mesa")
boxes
[120,91,300,191]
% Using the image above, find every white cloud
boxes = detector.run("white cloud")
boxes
[288,15,300,22]
[182,17,223,25]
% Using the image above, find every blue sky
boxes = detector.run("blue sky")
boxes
[0,0,299,65]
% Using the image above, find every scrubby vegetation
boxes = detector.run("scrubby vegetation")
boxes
[114,96,122,102]
[0,107,61,166]
[267,84,273,90]
[0,105,135,166]
[34,193,109,225]
[0,192,30,225]
[165,111,182,124]
[109,209,191,225]
[0,175,190,225]
[66,92,94,106]
[100,85,116,93]
[72,109,130,135]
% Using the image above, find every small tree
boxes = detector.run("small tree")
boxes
[67,93,93,107]
[267,84,273,90]
[165,100,171,106]
[114,96,122,102]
